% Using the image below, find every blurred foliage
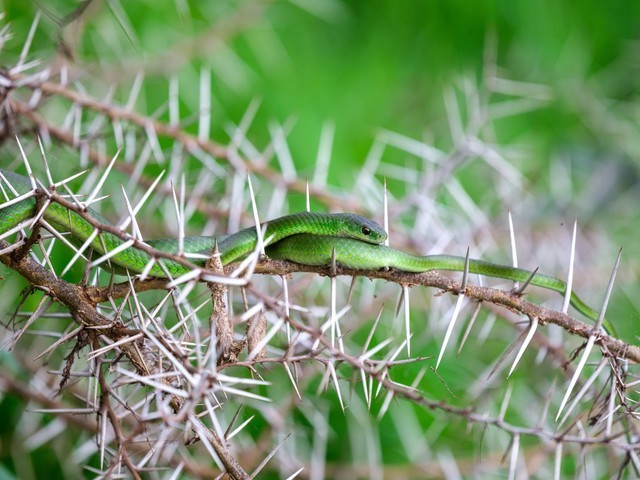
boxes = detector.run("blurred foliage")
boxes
[1,0,640,478]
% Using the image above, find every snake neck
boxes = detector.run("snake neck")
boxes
[218,212,373,265]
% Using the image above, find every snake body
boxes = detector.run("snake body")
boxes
[266,234,604,327]
[0,169,612,333]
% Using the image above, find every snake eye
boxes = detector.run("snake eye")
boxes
[361,226,371,236]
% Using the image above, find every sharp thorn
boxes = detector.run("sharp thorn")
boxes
[511,267,539,296]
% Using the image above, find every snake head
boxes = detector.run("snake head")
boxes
[333,213,387,245]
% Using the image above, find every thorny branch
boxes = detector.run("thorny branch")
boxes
[86,258,639,362]
[2,22,639,476]
[0,241,250,479]
[2,235,637,451]
[6,185,635,362]
[3,194,638,476]
[6,72,362,214]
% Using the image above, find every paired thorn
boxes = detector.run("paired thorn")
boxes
[556,248,622,421]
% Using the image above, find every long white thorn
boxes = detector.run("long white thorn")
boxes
[436,293,465,369]
[283,362,302,400]
[15,136,37,190]
[360,338,393,361]
[594,248,622,331]
[508,210,519,289]
[60,229,98,276]
[556,358,607,427]
[167,268,201,288]
[562,219,577,313]
[499,383,513,421]
[553,442,562,480]
[508,316,538,377]
[188,414,224,469]
[383,177,389,246]
[327,361,345,412]
[53,169,89,189]
[5,297,52,350]
[403,285,411,356]
[86,148,120,206]
[89,239,135,269]
[0,241,24,256]
[0,190,36,211]
[126,71,144,111]
[36,135,53,185]
[120,186,142,240]
[247,174,264,254]
[227,415,255,441]
[362,306,384,356]
[360,366,370,408]
[169,74,180,126]
[313,121,334,188]
[0,170,22,197]
[16,10,40,70]
[87,333,144,361]
[170,180,184,255]
[118,170,165,229]
[282,275,291,342]
[605,374,616,436]
[198,67,211,141]
[180,174,186,251]
[457,302,482,354]
[555,335,596,421]
[508,434,520,480]
[99,406,107,469]
[0,220,30,242]
[33,325,84,360]
[39,219,82,257]
[269,121,297,181]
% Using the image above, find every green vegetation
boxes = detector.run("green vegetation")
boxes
[1,1,639,478]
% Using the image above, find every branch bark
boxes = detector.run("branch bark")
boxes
[0,242,250,479]
[79,257,640,363]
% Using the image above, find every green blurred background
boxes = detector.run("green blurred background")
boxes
[1,0,640,477]
[4,0,638,175]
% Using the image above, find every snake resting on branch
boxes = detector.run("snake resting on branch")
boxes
[0,169,615,335]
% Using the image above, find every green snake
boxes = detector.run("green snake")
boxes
[0,169,613,334]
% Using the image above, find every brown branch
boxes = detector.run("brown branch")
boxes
[2,235,635,470]
[9,79,361,213]
[0,242,250,479]
[10,101,232,221]
[237,284,635,450]
[83,257,640,363]
[15,181,628,361]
